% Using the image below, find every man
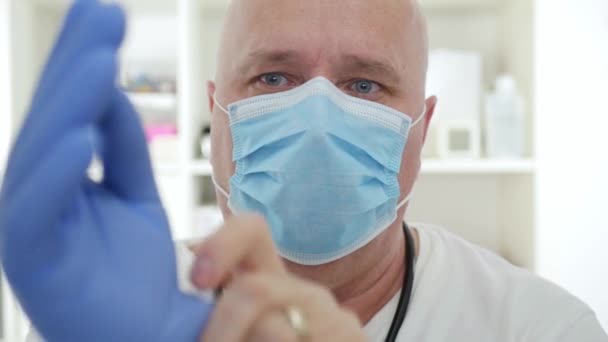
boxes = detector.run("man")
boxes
[1,0,606,341]
[189,0,608,340]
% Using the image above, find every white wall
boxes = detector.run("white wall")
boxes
[0,0,13,179]
[10,2,39,132]
[0,2,26,342]
[535,0,608,330]
[409,175,501,252]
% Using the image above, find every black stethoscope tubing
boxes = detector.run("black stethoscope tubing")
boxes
[385,223,416,342]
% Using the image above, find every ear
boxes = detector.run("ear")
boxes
[207,81,216,114]
[422,96,437,144]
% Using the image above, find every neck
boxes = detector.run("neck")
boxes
[337,226,406,324]
[285,223,407,324]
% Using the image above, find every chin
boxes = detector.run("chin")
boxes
[283,257,343,283]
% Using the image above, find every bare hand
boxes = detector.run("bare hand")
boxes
[190,214,366,342]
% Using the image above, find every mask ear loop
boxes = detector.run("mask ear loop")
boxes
[396,103,426,209]
[397,189,415,209]
[212,172,241,217]
[213,93,230,116]
[211,174,230,199]
[411,104,427,128]
[210,93,231,199]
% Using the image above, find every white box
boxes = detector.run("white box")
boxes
[437,119,481,159]
[426,49,482,121]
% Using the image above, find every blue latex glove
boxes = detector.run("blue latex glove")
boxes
[0,1,212,341]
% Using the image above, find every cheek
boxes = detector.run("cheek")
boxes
[210,114,236,182]
[397,130,424,197]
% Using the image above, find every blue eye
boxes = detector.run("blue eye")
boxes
[351,80,378,94]
[261,73,289,87]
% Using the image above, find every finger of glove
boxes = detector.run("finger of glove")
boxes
[30,1,125,115]
[29,0,96,113]
[100,91,160,202]
[0,128,93,279]
[163,292,215,342]
[8,2,126,181]
[1,48,118,198]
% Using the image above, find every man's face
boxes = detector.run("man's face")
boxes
[209,0,435,234]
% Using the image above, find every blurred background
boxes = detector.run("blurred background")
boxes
[0,0,607,340]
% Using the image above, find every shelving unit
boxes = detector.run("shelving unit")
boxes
[191,159,214,176]
[421,159,534,174]
[127,93,177,113]
[0,0,11,182]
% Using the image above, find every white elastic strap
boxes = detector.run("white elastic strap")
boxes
[398,105,424,209]
[411,104,427,128]
[211,174,230,199]
[397,189,415,210]
[213,93,230,116]
[210,94,232,200]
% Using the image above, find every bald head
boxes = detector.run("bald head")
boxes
[214,0,429,101]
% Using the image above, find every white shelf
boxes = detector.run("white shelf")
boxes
[127,92,177,113]
[31,0,70,12]
[121,0,177,14]
[190,159,213,176]
[33,0,177,14]
[87,161,183,180]
[153,162,183,174]
[201,0,230,11]
[421,0,503,11]
[421,159,535,174]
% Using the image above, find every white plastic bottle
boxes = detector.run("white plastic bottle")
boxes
[484,75,525,158]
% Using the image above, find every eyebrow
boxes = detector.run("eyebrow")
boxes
[238,49,402,85]
[338,55,402,85]
[237,49,304,75]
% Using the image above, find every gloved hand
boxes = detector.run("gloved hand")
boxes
[0,1,212,341]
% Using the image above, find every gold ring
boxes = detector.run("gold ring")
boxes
[285,306,310,340]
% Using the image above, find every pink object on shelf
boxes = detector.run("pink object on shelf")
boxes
[145,124,178,142]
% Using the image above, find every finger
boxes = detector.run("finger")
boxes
[99,90,159,202]
[29,0,96,113]
[2,48,118,198]
[190,214,286,289]
[249,304,364,342]
[248,312,297,342]
[0,128,92,279]
[6,2,126,189]
[200,273,333,342]
[248,293,363,342]
[31,0,125,115]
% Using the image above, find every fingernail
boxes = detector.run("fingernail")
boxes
[193,256,215,288]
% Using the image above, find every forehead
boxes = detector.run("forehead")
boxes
[226,0,417,73]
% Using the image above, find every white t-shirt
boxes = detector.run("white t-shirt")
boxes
[27,224,607,341]
[364,224,608,341]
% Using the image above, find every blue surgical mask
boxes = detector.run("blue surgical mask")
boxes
[213,77,425,265]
